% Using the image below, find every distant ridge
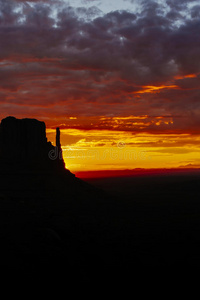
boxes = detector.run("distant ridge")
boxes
[76,168,200,178]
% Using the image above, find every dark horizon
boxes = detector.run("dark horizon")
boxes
[75,167,200,178]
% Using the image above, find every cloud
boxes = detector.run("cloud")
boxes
[190,5,200,18]
[0,0,200,134]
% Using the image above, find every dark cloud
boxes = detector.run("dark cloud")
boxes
[0,0,200,133]
[141,0,164,16]
[190,5,200,18]
[166,0,198,10]
[166,10,184,21]
[0,0,20,26]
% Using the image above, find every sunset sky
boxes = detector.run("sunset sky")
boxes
[0,0,200,173]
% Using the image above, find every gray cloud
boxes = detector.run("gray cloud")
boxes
[0,0,200,133]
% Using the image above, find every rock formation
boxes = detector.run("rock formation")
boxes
[0,116,66,172]
[55,127,65,169]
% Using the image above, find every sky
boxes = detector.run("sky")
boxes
[0,0,200,172]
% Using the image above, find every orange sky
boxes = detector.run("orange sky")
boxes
[46,125,200,172]
[0,0,200,174]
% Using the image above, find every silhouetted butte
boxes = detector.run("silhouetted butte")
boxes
[0,116,66,172]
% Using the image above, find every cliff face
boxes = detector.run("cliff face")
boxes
[0,116,65,172]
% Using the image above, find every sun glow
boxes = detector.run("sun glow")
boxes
[46,128,200,173]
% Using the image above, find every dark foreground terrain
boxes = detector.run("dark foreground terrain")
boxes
[1,117,200,286]
[1,169,200,285]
